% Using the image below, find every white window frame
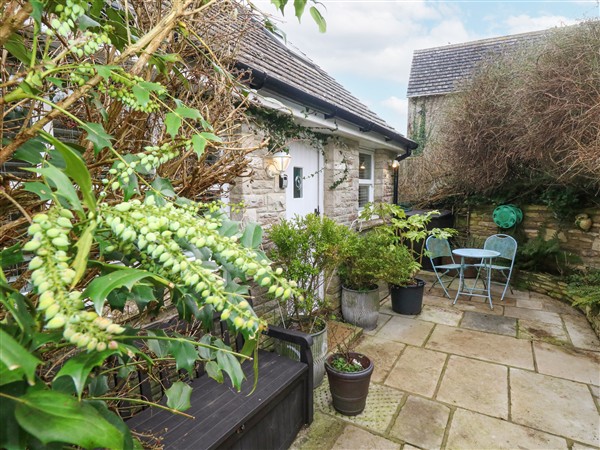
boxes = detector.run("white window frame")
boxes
[358,150,374,210]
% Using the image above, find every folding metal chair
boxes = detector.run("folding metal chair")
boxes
[425,236,462,298]
[475,234,518,302]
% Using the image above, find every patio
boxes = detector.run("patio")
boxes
[292,273,600,450]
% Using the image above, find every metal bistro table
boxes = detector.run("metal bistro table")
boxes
[452,248,501,309]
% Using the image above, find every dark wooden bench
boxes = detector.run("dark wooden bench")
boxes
[126,323,314,449]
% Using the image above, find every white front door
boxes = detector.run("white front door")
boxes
[285,142,322,219]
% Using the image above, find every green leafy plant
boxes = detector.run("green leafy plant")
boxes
[567,269,600,308]
[329,354,363,373]
[359,203,457,285]
[267,213,351,332]
[517,231,579,276]
[0,0,322,447]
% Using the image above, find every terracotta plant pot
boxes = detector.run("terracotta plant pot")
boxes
[325,352,374,416]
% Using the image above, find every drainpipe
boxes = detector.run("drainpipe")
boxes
[392,146,414,205]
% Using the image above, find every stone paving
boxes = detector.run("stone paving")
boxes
[291,274,600,450]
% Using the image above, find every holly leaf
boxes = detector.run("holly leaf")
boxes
[240,223,263,249]
[22,181,54,201]
[0,329,41,386]
[13,136,46,164]
[215,342,245,390]
[146,329,169,358]
[4,33,31,65]
[168,337,198,375]
[83,267,168,315]
[25,163,82,212]
[54,350,117,399]
[0,244,24,268]
[205,361,223,383]
[165,381,192,411]
[151,177,175,198]
[165,112,182,138]
[81,122,113,155]
[190,134,206,157]
[15,390,123,449]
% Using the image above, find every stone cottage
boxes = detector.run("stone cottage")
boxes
[229,18,417,227]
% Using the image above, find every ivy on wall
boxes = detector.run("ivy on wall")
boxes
[248,107,350,189]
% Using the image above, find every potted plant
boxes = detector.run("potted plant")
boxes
[325,351,374,416]
[360,203,456,315]
[267,213,351,386]
[338,231,411,329]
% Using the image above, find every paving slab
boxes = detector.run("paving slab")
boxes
[518,319,570,344]
[363,313,392,336]
[332,425,400,449]
[572,443,600,450]
[314,380,402,434]
[516,297,544,310]
[380,300,417,318]
[437,355,509,419]
[451,299,505,315]
[504,305,563,326]
[355,335,405,383]
[460,311,517,336]
[389,396,450,450]
[541,297,582,315]
[510,368,600,446]
[533,341,600,385]
[385,346,447,398]
[426,324,534,370]
[563,314,600,351]
[290,411,345,450]
[376,315,435,347]
[418,304,463,326]
[446,408,567,450]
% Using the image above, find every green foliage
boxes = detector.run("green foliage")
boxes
[0,0,321,446]
[517,231,579,276]
[359,203,457,282]
[338,231,397,290]
[567,269,600,308]
[268,214,351,331]
[329,355,363,373]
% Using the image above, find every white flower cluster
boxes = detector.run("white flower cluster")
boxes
[24,208,124,351]
[99,198,300,339]
[98,71,165,113]
[101,143,179,194]
[48,0,88,37]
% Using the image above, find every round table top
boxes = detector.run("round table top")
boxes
[452,248,500,258]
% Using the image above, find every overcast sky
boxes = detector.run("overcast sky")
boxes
[255,0,599,135]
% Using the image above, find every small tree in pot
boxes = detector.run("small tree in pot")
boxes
[360,203,456,315]
[338,231,413,329]
[267,213,351,386]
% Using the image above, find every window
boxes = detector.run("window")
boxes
[358,152,373,208]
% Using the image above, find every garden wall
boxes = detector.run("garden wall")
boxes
[516,271,600,339]
[455,205,600,269]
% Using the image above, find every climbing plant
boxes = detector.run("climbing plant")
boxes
[0,0,324,447]
[248,106,351,189]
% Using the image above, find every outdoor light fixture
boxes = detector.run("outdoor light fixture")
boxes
[359,161,366,170]
[391,159,400,169]
[265,151,291,189]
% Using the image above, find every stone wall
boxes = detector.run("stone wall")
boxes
[516,271,600,339]
[323,138,360,226]
[407,94,449,154]
[455,205,600,269]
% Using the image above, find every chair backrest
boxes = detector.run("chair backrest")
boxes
[484,234,517,262]
[426,236,453,260]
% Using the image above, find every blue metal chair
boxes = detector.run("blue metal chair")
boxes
[425,236,462,298]
[475,234,518,302]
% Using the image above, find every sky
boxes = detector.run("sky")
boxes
[255,0,599,135]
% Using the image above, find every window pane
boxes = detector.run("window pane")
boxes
[293,167,303,198]
[359,153,372,180]
[358,185,370,208]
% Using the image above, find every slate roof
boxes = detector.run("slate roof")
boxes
[230,10,415,148]
[407,29,549,98]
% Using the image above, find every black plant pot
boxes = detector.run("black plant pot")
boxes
[390,278,426,315]
[325,353,374,416]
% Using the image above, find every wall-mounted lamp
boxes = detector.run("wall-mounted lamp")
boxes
[265,151,291,189]
[359,161,366,170]
[391,159,400,169]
